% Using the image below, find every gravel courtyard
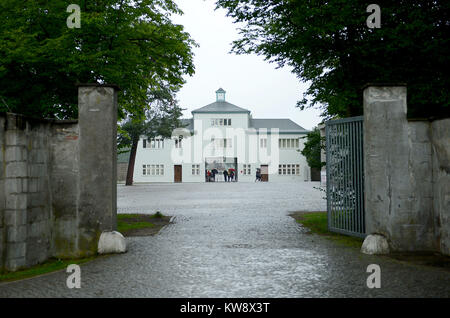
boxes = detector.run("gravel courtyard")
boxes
[0,182,449,297]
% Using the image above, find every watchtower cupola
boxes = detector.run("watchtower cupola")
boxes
[216,88,226,102]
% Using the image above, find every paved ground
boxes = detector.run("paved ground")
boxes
[0,182,449,297]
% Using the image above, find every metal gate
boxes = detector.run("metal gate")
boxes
[325,116,365,238]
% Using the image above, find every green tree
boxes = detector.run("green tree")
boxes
[0,0,196,119]
[215,0,450,119]
[118,88,185,185]
[301,127,324,170]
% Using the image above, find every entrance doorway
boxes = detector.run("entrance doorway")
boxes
[260,165,269,182]
[205,157,238,182]
[174,165,182,183]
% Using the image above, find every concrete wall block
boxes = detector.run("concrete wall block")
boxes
[29,192,46,207]
[5,257,26,272]
[28,221,50,238]
[6,242,26,260]
[408,121,431,143]
[28,207,43,223]
[5,162,28,178]
[5,146,25,162]
[26,238,50,267]
[6,193,27,210]
[29,164,47,178]
[38,178,49,193]
[7,224,27,243]
[4,209,27,226]
[4,178,22,194]
[5,130,27,146]
[28,178,38,193]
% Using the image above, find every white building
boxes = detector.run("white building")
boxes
[133,89,311,183]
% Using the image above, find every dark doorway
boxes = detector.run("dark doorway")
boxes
[174,165,182,183]
[260,165,269,182]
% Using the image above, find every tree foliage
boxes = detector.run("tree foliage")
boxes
[0,0,196,119]
[301,127,324,170]
[215,0,450,119]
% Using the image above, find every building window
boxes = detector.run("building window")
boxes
[279,138,299,149]
[211,138,232,148]
[143,164,164,176]
[260,138,267,148]
[174,136,183,149]
[243,164,251,175]
[278,164,300,175]
[143,138,164,149]
[211,118,232,126]
[192,164,200,175]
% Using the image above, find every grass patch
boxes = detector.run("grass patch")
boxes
[290,211,364,248]
[117,216,155,233]
[117,212,171,237]
[0,257,96,283]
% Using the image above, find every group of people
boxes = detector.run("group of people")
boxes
[223,168,235,182]
[206,167,263,182]
[206,168,236,182]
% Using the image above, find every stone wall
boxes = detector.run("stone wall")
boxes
[363,85,449,255]
[0,85,118,271]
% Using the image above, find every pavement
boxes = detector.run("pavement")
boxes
[0,182,449,297]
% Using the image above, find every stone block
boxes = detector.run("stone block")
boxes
[5,130,26,146]
[5,257,26,272]
[28,221,50,238]
[5,162,27,178]
[98,231,127,254]
[29,164,47,178]
[361,234,390,255]
[7,225,27,243]
[4,210,27,226]
[28,207,42,223]
[6,242,26,260]
[6,193,27,210]
[4,178,22,194]
[5,146,24,162]
[28,178,38,193]
[29,192,46,207]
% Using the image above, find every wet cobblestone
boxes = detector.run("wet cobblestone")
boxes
[0,182,449,297]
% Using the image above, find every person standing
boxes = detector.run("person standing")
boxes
[255,168,261,182]
[223,169,228,182]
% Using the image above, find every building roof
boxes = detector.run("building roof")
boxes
[192,101,251,114]
[250,119,308,133]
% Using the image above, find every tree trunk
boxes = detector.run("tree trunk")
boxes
[125,139,138,186]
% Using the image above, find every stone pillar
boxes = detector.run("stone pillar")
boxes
[431,119,450,255]
[77,84,118,255]
[363,84,436,252]
[2,114,28,271]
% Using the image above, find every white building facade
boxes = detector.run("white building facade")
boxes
[133,89,311,183]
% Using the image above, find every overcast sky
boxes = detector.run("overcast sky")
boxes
[172,0,323,131]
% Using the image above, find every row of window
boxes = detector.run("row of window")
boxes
[279,138,300,149]
[142,164,300,176]
[278,164,300,175]
[142,137,300,150]
[211,118,232,126]
[143,164,165,176]
[211,138,232,148]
